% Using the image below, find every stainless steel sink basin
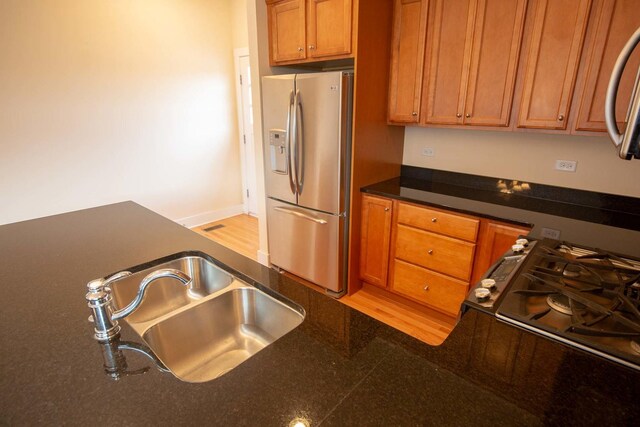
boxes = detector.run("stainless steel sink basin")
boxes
[97,252,305,382]
[109,255,234,326]
[142,286,305,382]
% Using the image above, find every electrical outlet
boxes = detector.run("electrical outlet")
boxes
[555,160,577,172]
[422,147,435,157]
[541,227,561,239]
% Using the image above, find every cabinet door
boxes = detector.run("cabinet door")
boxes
[268,0,307,64]
[422,0,475,125]
[574,0,640,132]
[359,195,393,288]
[463,0,527,126]
[471,220,531,285]
[388,0,429,123]
[307,0,353,58]
[517,0,591,129]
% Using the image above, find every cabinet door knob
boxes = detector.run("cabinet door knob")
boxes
[558,114,565,121]
[431,217,437,223]
[297,47,304,52]
[384,207,390,212]
[309,45,316,50]
[456,113,462,118]
[412,112,418,116]
[466,113,471,118]
[428,249,433,255]
[423,285,430,291]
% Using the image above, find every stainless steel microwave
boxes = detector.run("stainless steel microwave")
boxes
[606,26,640,160]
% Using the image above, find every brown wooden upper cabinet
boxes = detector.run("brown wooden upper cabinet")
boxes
[573,0,640,132]
[516,0,592,130]
[388,0,429,123]
[421,0,527,126]
[266,0,354,65]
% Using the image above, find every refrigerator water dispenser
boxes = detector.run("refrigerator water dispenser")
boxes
[269,129,288,174]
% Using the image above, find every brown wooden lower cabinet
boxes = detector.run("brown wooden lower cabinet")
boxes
[471,219,531,285]
[359,194,393,288]
[359,195,531,317]
[390,259,468,317]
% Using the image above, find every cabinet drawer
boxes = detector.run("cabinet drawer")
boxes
[391,259,468,316]
[395,224,475,281]
[397,202,479,242]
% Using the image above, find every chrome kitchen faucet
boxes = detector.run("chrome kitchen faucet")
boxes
[86,269,192,341]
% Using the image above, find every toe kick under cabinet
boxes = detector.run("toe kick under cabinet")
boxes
[359,194,530,317]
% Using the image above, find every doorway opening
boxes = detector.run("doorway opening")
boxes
[234,47,258,217]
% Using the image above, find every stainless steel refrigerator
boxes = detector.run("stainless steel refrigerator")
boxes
[262,71,353,296]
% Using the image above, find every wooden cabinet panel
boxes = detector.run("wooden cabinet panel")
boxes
[395,224,476,281]
[391,259,468,316]
[471,220,531,284]
[307,0,353,58]
[388,0,429,123]
[423,0,475,125]
[517,0,591,130]
[574,0,640,132]
[268,0,307,63]
[464,0,527,126]
[359,195,393,288]
[397,202,479,242]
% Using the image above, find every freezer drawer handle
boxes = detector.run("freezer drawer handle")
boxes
[274,207,328,224]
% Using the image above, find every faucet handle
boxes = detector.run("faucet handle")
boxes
[104,271,133,286]
[87,271,132,292]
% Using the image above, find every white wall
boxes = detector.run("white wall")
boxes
[0,0,243,226]
[404,128,640,198]
[231,0,249,50]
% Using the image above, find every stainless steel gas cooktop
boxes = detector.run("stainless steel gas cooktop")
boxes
[465,238,640,372]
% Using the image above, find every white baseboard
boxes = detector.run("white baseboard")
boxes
[174,204,244,229]
[257,249,270,267]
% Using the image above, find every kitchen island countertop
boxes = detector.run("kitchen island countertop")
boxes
[1,201,638,426]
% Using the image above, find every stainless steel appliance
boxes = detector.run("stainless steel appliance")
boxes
[606,26,640,159]
[262,71,353,296]
[464,238,640,372]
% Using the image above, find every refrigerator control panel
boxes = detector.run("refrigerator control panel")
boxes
[269,129,288,174]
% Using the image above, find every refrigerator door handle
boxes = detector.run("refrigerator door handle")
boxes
[274,206,328,224]
[294,90,305,194]
[292,89,301,195]
[286,90,297,195]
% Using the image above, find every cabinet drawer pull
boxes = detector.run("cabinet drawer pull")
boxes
[466,113,471,118]
[428,249,433,255]
[431,217,437,223]
[297,47,304,52]
[412,112,418,116]
[456,113,462,118]
[423,285,430,291]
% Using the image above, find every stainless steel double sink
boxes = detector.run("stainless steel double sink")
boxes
[105,253,305,382]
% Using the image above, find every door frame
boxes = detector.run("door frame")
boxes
[234,47,257,216]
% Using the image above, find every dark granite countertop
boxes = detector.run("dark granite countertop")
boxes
[1,202,639,426]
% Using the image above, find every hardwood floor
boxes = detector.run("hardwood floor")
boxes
[192,214,259,261]
[193,214,455,345]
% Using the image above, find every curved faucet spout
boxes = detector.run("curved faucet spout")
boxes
[111,269,192,321]
[86,268,192,341]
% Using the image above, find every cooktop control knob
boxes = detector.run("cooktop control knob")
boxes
[475,288,491,302]
[512,244,525,253]
[480,278,496,292]
[515,238,529,246]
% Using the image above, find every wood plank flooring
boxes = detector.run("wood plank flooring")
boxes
[193,214,455,344]
[193,214,259,261]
